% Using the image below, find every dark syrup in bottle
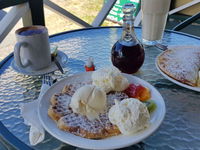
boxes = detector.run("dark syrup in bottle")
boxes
[111,3,144,74]
[112,42,144,74]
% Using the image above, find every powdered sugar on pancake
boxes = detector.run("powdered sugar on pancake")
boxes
[49,82,128,138]
[158,46,200,86]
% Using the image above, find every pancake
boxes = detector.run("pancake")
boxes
[48,83,129,139]
[157,46,200,87]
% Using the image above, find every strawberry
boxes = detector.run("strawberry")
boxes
[124,84,151,101]
[124,83,137,98]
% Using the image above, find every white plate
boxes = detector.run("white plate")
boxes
[155,54,200,92]
[38,72,166,150]
[11,51,68,76]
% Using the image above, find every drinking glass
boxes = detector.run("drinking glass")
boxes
[141,0,171,45]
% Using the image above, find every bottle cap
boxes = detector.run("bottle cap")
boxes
[85,57,94,67]
[122,3,136,20]
[85,57,95,71]
[123,3,136,15]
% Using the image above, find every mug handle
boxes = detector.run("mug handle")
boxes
[14,42,30,68]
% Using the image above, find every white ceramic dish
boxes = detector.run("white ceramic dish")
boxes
[11,50,68,76]
[38,72,166,150]
[156,54,200,92]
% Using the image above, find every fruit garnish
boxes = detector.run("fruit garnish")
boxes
[124,83,137,97]
[144,100,157,113]
[136,85,151,101]
[124,83,151,101]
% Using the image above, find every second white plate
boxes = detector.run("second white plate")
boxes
[155,54,200,92]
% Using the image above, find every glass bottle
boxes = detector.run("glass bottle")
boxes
[111,3,145,74]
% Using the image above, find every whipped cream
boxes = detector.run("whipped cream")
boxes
[92,66,129,93]
[70,85,107,120]
[108,98,150,135]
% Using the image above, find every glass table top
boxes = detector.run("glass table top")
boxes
[0,27,200,150]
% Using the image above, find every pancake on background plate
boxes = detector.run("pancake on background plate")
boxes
[157,46,200,87]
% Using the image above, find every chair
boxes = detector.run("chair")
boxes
[133,0,200,28]
[168,0,200,32]
[172,12,200,31]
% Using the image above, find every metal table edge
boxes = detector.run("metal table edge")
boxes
[0,53,13,69]
[49,26,200,40]
[0,121,33,150]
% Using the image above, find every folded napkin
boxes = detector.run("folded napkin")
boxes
[21,83,50,145]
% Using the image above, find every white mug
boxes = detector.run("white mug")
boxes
[14,26,51,70]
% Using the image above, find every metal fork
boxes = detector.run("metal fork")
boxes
[42,74,53,86]
[38,74,57,99]
[43,74,57,85]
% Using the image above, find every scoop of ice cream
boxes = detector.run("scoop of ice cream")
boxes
[69,85,107,120]
[92,66,129,93]
[108,98,150,135]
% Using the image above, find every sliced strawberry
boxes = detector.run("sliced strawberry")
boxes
[124,83,151,101]
[124,83,137,98]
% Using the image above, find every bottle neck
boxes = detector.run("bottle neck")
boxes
[120,18,138,45]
